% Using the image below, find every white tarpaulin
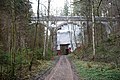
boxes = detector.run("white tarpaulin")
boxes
[57,30,70,44]
[56,23,82,51]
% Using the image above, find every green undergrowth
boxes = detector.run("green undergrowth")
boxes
[21,60,53,80]
[29,55,59,79]
[0,48,56,80]
[73,59,120,80]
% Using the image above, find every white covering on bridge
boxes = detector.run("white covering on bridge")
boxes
[57,30,71,45]
[57,23,83,51]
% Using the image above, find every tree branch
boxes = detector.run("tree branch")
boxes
[96,0,103,16]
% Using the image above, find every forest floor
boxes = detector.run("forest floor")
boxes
[69,54,120,80]
[35,55,79,80]
[33,54,120,80]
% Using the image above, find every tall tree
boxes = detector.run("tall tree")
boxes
[91,0,96,60]
[29,0,40,71]
[63,0,69,16]
[43,0,51,57]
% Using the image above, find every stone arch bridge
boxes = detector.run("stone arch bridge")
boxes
[31,16,119,32]
[31,16,119,52]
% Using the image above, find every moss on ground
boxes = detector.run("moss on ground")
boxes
[73,60,120,80]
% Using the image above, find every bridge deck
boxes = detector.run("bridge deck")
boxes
[31,16,119,21]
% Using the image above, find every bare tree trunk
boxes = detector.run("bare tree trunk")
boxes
[73,24,77,47]
[43,0,51,57]
[10,0,17,77]
[29,0,40,71]
[50,29,54,50]
[91,0,96,60]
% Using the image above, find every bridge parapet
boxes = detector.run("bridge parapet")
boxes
[31,16,119,21]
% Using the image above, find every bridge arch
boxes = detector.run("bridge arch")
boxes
[101,22,112,35]
[57,22,81,28]
[85,22,112,38]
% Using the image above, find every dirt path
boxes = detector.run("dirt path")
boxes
[45,55,78,80]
